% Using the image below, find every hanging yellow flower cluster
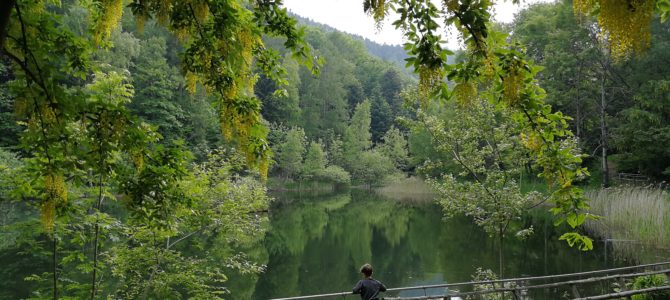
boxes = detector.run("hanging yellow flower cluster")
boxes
[371,0,387,29]
[42,172,67,232]
[574,0,654,59]
[520,132,542,152]
[418,66,443,108]
[452,81,478,106]
[92,0,124,45]
[445,0,460,12]
[502,70,522,106]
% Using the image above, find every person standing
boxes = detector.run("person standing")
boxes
[352,263,387,300]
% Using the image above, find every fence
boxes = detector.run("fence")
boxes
[270,261,670,300]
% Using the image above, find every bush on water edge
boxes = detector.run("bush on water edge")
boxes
[585,187,670,259]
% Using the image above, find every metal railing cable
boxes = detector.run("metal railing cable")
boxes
[400,268,670,299]
[269,261,670,300]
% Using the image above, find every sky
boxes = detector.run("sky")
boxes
[283,0,552,49]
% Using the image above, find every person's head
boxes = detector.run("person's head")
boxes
[360,263,373,278]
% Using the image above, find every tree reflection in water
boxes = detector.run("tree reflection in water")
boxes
[226,190,617,299]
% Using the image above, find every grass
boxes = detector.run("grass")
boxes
[374,176,436,202]
[584,187,670,259]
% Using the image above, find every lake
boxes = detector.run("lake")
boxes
[225,189,638,299]
[1,188,661,299]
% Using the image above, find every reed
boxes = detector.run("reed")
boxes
[374,177,437,202]
[585,187,670,251]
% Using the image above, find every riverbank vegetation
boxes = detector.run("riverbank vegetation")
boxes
[585,187,670,260]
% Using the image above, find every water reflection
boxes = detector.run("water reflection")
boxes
[228,190,623,299]
[1,190,666,299]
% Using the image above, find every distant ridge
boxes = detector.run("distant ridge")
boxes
[289,13,409,69]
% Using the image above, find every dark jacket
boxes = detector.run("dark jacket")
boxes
[352,277,387,300]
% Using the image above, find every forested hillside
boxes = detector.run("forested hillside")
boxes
[258,26,412,141]
[256,25,414,186]
[0,9,413,187]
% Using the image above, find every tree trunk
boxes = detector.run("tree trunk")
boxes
[53,234,58,300]
[575,62,582,140]
[91,186,104,299]
[0,0,15,48]
[499,227,504,278]
[600,70,610,187]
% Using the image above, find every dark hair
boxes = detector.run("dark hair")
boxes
[360,263,373,277]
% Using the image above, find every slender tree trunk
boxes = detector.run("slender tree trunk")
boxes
[575,63,582,140]
[91,126,106,299]
[53,233,58,300]
[91,180,104,299]
[600,70,610,187]
[499,227,504,278]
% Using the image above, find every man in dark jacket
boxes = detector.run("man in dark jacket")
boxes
[352,263,387,300]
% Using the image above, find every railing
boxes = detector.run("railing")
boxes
[617,173,650,185]
[269,261,670,300]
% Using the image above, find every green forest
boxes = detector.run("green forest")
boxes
[1,0,670,298]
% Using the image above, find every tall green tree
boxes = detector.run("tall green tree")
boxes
[81,71,138,298]
[302,141,327,180]
[276,127,306,179]
[513,1,600,146]
[130,36,184,141]
[326,132,345,167]
[257,54,302,127]
[614,80,670,178]
[343,100,372,171]
[423,99,539,276]
[380,69,404,115]
[379,126,409,170]
[370,91,393,142]
[298,51,351,138]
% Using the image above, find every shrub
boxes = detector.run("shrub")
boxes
[317,165,351,185]
[630,274,670,300]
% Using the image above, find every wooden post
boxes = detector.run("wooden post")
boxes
[616,276,632,300]
[571,284,581,298]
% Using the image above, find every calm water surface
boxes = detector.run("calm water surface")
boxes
[226,189,642,299]
[1,189,660,299]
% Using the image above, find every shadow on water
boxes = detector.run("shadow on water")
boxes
[225,189,642,300]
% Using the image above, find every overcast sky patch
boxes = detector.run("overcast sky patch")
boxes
[283,0,553,49]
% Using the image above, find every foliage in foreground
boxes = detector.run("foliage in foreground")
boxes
[0,0,313,297]
[629,274,670,300]
[1,148,270,298]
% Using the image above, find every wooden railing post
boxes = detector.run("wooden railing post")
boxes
[571,284,581,298]
[616,275,632,300]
